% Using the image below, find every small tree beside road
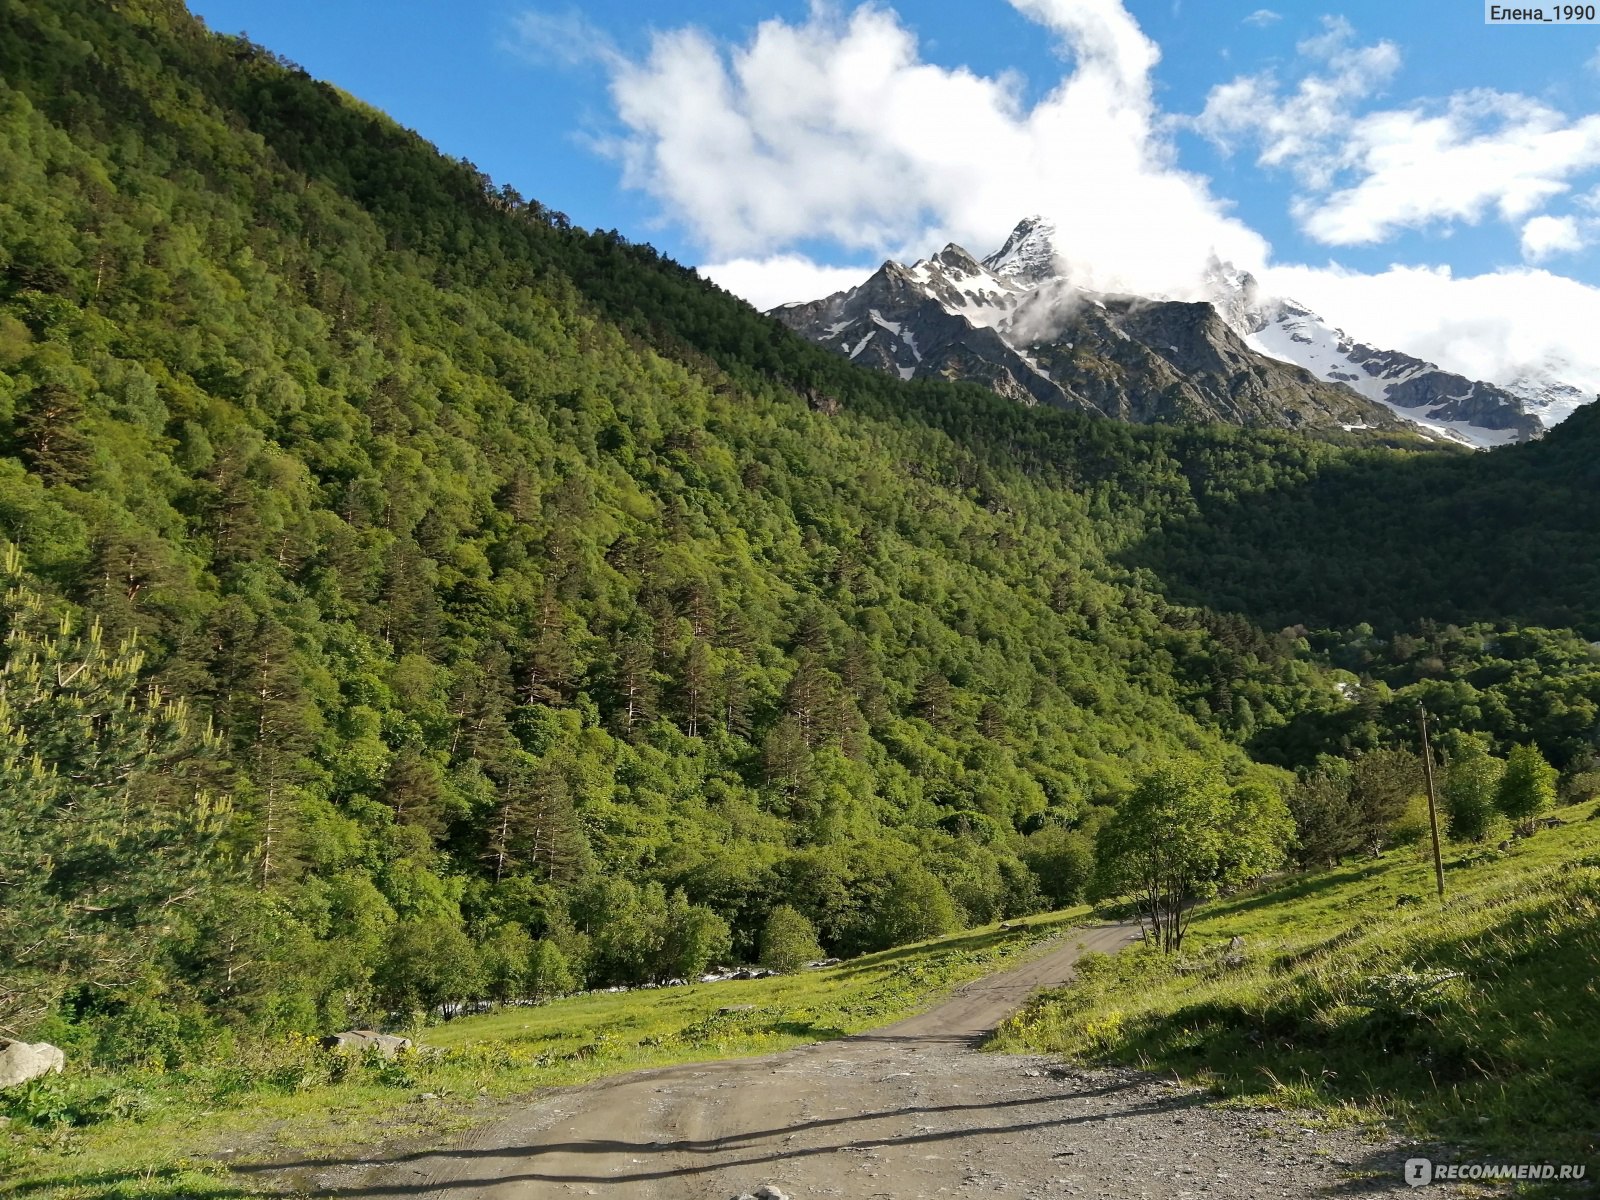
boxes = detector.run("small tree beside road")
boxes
[1094,763,1290,953]
[759,905,825,973]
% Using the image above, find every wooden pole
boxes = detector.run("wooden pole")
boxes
[1417,704,1446,902]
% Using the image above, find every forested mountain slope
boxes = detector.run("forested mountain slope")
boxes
[0,0,1596,1056]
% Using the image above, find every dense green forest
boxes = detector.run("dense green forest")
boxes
[1,0,1597,1070]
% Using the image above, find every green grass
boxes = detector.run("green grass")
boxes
[0,908,1087,1199]
[993,803,1600,1169]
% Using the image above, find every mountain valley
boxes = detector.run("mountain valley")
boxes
[2,2,1599,1194]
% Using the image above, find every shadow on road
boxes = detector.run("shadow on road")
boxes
[241,1072,1202,1194]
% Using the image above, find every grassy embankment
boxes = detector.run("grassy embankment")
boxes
[1,907,1086,1199]
[995,802,1600,1169]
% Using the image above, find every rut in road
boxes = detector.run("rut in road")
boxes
[302,922,1428,1199]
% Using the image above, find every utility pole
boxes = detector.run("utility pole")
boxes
[1417,704,1446,902]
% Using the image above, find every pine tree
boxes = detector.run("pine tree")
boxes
[678,580,716,640]
[719,662,754,738]
[978,700,1007,742]
[0,546,226,1029]
[1288,765,1360,867]
[611,632,657,740]
[12,382,92,487]
[449,649,517,770]
[782,653,836,747]
[86,526,187,644]
[677,637,712,737]
[380,536,442,655]
[207,601,319,887]
[1347,748,1420,855]
[382,747,449,835]
[522,590,577,706]
[915,671,957,732]
[484,758,587,883]
[763,715,812,798]
[792,606,830,654]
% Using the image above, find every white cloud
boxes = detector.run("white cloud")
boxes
[564,1,1600,397]
[1200,19,1600,247]
[1263,261,1600,394]
[1303,94,1600,245]
[1520,214,1586,261]
[506,9,620,69]
[604,1,1267,297]
[699,255,877,310]
[1197,17,1401,188]
[1242,9,1281,27]
[1008,0,1159,92]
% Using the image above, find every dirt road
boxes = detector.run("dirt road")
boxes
[308,923,1423,1199]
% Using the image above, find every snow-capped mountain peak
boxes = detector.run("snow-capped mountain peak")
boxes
[769,225,1411,433]
[981,216,1061,285]
[902,242,1030,330]
[1203,262,1551,448]
[770,222,1592,446]
[1504,364,1595,427]
[1200,256,1266,335]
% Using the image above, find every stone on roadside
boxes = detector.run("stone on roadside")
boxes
[320,1030,414,1057]
[0,1040,65,1089]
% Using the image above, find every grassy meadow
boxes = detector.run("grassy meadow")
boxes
[995,802,1600,1169]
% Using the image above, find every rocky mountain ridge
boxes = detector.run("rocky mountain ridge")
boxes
[775,218,1589,446]
[773,219,1406,436]
[1204,264,1549,447]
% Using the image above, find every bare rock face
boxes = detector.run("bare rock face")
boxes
[320,1030,414,1057]
[0,1039,65,1089]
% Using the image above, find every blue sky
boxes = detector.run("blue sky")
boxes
[189,0,1600,388]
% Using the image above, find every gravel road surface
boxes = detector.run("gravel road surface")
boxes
[296,923,1432,1199]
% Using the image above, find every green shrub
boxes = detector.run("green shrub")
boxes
[759,906,824,974]
[874,868,961,949]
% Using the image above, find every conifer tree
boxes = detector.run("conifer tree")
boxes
[12,382,92,487]
[915,671,957,731]
[719,662,754,738]
[1288,764,1360,867]
[522,590,575,706]
[484,758,586,883]
[677,637,712,737]
[611,631,657,740]
[0,546,226,1030]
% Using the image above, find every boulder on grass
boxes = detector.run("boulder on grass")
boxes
[320,1030,413,1057]
[0,1040,65,1090]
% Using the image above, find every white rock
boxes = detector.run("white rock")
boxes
[319,1030,414,1057]
[0,1040,65,1090]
